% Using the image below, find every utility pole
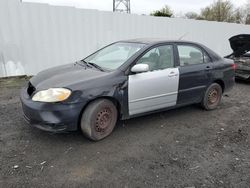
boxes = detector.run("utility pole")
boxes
[113,0,131,13]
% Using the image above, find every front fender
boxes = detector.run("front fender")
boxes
[66,77,129,120]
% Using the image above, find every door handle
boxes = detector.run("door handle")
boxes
[168,71,179,77]
[205,66,212,70]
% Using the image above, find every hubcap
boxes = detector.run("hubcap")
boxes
[208,88,219,105]
[95,107,112,132]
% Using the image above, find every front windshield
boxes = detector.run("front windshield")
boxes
[84,42,145,70]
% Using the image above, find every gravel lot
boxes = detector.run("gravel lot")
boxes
[0,77,250,188]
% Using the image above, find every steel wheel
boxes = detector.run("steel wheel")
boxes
[208,88,219,105]
[201,83,222,110]
[80,99,118,141]
[95,107,113,133]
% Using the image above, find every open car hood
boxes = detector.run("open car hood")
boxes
[225,34,250,58]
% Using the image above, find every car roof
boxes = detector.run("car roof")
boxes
[119,38,198,45]
[118,38,222,62]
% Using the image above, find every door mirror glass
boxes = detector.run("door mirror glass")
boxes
[131,64,149,73]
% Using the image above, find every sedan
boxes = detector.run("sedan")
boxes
[21,39,235,141]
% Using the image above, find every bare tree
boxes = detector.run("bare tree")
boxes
[151,0,249,25]
[200,7,213,21]
[244,0,250,24]
[245,15,250,24]
[200,0,235,22]
[233,8,244,23]
[185,12,199,19]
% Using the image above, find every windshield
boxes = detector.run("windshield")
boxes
[84,42,145,70]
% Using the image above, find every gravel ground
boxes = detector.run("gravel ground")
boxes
[0,77,250,188]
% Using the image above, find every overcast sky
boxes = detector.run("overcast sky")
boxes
[24,0,248,15]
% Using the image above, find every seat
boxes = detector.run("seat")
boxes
[158,49,173,69]
[189,51,203,64]
[147,52,160,71]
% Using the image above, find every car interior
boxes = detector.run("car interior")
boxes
[137,45,206,71]
[137,46,174,71]
[179,51,203,66]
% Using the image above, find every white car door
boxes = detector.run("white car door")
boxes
[128,45,179,115]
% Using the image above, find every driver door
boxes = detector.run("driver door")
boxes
[128,45,179,115]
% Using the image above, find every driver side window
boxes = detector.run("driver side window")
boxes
[136,45,174,71]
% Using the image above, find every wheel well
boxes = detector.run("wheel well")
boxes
[214,80,225,92]
[77,97,121,130]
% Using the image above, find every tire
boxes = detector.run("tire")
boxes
[201,83,222,110]
[80,99,118,141]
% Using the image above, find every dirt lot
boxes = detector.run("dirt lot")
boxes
[0,77,250,188]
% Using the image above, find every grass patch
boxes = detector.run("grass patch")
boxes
[0,75,32,88]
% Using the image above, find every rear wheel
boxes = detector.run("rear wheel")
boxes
[80,99,118,141]
[201,83,222,110]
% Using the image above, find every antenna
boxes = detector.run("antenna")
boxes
[178,32,189,40]
[113,0,131,13]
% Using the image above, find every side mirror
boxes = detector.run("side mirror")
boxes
[131,64,149,73]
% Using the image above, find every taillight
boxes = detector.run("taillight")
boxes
[231,63,236,71]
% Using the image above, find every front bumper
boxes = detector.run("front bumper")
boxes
[20,87,85,132]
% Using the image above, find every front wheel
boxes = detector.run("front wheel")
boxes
[201,83,222,110]
[80,99,118,141]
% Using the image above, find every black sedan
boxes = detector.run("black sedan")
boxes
[21,39,235,141]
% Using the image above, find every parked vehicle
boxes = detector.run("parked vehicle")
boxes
[225,34,250,81]
[21,39,235,141]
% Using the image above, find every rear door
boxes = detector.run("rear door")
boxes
[176,44,213,105]
[128,44,179,115]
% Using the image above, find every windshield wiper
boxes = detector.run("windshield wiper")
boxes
[87,62,105,72]
[80,60,92,68]
[75,61,87,69]
[79,60,105,71]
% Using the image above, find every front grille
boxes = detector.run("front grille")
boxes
[27,82,36,96]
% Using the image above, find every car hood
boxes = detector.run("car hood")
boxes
[226,34,250,58]
[30,63,108,90]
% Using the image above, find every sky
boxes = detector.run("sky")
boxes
[23,0,248,15]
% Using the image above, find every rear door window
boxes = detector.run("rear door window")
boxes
[177,45,210,66]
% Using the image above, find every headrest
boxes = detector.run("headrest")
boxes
[159,48,171,56]
[190,52,202,59]
[149,52,159,58]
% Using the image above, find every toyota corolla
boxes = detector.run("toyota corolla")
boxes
[20,39,235,141]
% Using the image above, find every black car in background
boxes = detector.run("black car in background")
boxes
[225,34,250,81]
[21,39,235,141]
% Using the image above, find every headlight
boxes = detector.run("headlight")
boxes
[32,88,71,102]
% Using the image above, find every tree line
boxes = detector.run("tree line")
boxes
[150,0,250,25]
